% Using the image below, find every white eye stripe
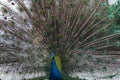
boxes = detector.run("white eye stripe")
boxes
[50,51,55,58]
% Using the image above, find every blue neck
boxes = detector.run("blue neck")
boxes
[50,52,62,80]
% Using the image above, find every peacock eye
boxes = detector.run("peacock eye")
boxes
[58,7,62,11]
[4,16,7,20]
[90,68,94,73]
[103,66,107,71]
[18,32,22,36]
[34,0,38,2]
[70,2,75,8]
[19,7,23,12]
[70,16,73,20]
[94,13,100,17]
[39,10,44,15]
[79,36,84,41]
[29,40,33,44]
[83,0,88,5]
[35,20,40,25]
[10,21,15,26]
[2,8,8,13]
[51,27,55,33]
[87,55,93,59]
[49,0,53,5]
[80,14,84,19]
[11,2,15,5]
[23,19,28,23]
[67,29,71,34]
[61,43,65,47]
[51,15,55,19]
[109,14,115,19]
[49,36,54,41]
[59,21,63,26]
[30,8,33,12]
[16,41,20,45]
[58,34,63,39]
[4,35,9,39]
[101,2,107,7]
[45,23,49,28]
[114,41,120,47]
[54,41,59,47]
[45,6,50,9]
[43,31,48,36]
[102,28,107,32]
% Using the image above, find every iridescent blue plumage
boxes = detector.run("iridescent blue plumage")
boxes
[50,52,62,80]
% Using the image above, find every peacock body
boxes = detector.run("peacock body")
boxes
[0,0,120,79]
[50,52,62,80]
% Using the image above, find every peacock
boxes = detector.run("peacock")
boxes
[0,0,120,79]
[50,51,62,80]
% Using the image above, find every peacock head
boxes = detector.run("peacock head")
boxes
[50,51,55,59]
